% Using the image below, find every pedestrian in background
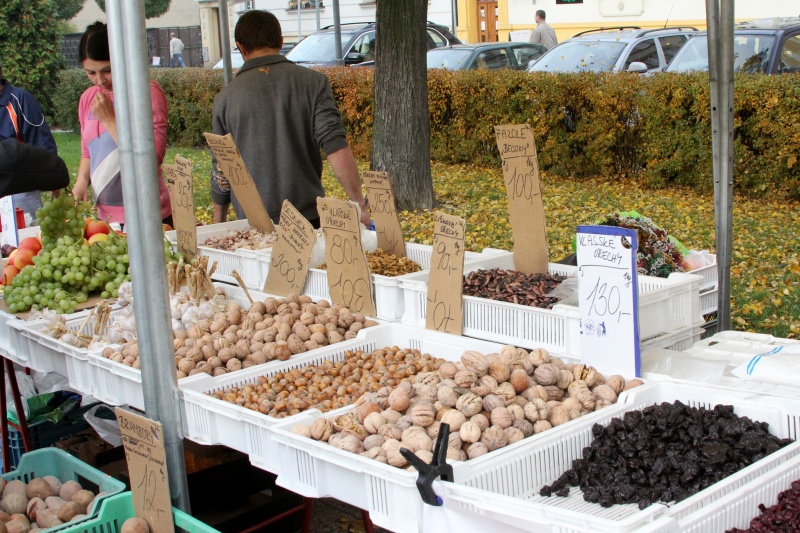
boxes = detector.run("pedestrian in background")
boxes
[529,10,558,50]
[170,33,186,68]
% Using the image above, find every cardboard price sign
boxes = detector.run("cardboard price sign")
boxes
[263,200,316,296]
[317,198,376,316]
[426,212,465,335]
[0,196,19,248]
[577,226,640,377]
[163,155,197,262]
[495,124,548,274]
[115,408,175,533]
[363,171,405,258]
[204,133,274,233]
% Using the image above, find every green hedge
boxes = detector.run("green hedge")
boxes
[53,67,800,197]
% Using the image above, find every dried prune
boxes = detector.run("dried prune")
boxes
[539,401,793,509]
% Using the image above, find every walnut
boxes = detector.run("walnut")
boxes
[528,347,550,366]
[377,424,402,441]
[438,361,458,380]
[482,394,505,413]
[415,372,441,387]
[402,432,432,454]
[327,331,344,344]
[480,425,508,452]
[456,393,483,417]
[226,358,242,371]
[533,420,552,434]
[461,351,489,377]
[454,370,478,388]
[572,387,596,411]
[557,369,574,390]
[470,413,489,432]
[492,382,517,405]
[507,403,525,422]
[549,357,566,370]
[446,447,467,462]
[490,407,513,429]
[467,442,489,460]
[459,421,482,443]
[178,358,195,374]
[509,369,529,393]
[395,415,413,431]
[439,409,466,432]
[334,435,364,454]
[523,398,549,422]
[605,375,625,395]
[504,426,525,444]
[568,379,589,397]
[381,409,402,425]
[360,447,388,464]
[623,378,644,391]
[437,385,459,407]
[357,402,382,424]
[226,304,242,325]
[413,384,438,404]
[426,420,442,439]
[385,443,408,468]
[273,341,293,361]
[512,418,534,438]
[388,387,411,412]
[562,397,583,418]
[487,359,511,383]
[447,432,463,450]
[364,412,386,434]
[409,403,436,427]
[543,385,565,401]
[548,405,571,427]
[310,418,334,441]
[592,384,617,403]
[533,364,560,386]
[595,398,614,411]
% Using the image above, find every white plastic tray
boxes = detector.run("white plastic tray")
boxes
[180,323,505,476]
[699,286,718,316]
[166,219,269,290]
[295,246,501,322]
[401,254,703,356]
[433,381,800,533]
[641,325,704,353]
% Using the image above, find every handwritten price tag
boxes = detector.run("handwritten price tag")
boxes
[317,198,376,316]
[426,212,465,335]
[163,156,197,262]
[115,408,175,533]
[363,171,405,258]
[0,196,19,248]
[264,200,316,296]
[495,124,548,274]
[204,133,275,233]
[577,226,640,377]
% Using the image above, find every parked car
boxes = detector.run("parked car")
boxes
[427,42,547,71]
[285,21,461,68]
[212,42,296,69]
[527,26,697,74]
[666,17,800,74]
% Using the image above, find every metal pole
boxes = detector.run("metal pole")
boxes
[297,0,302,44]
[116,0,191,513]
[218,0,233,84]
[333,0,342,65]
[315,0,321,30]
[451,0,458,35]
[717,1,734,331]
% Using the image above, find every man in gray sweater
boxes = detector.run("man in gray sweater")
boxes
[211,10,369,228]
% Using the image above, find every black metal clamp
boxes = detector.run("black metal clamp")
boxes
[400,422,454,507]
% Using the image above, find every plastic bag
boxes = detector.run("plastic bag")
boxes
[27,391,82,425]
[683,250,715,272]
[545,276,579,307]
[5,370,36,419]
[31,370,73,395]
[309,224,378,268]
[641,347,727,384]
[83,404,122,447]
[731,350,800,388]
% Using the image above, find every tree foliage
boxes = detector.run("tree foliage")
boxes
[94,0,171,19]
[0,0,64,119]
[50,0,86,20]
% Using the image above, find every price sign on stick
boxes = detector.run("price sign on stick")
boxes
[363,171,406,258]
[577,226,640,377]
[0,196,19,248]
[494,124,548,274]
[163,156,197,262]
[264,200,317,296]
[317,197,376,316]
[426,212,466,335]
[204,132,275,233]
[115,408,175,533]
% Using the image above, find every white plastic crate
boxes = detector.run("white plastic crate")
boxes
[297,245,499,321]
[401,253,703,356]
[684,253,717,292]
[677,452,800,532]
[688,330,800,363]
[641,325,704,352]
[180,323,505,476]
[0,303,24,361]
[700,286,718,316]
[431,381,800,533]
[166,219,270,289]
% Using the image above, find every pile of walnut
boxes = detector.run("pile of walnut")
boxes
[292,346,643,468]
[213,347,446,418]
[100,294,379,379]
[202,227,278,251]
[0,476,98,531]
[319,249,422,277]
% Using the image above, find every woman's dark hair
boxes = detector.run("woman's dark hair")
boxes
[234,10,283,52]
[79,22,110,62]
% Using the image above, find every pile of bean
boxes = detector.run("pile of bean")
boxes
[727,479,800,532]
[463,269,565,308]
[319,249,422,277]
[212,347,445,418]
[540,401,793,510]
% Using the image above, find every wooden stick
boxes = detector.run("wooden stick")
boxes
[76,306,96,336]
[231,270,254,305]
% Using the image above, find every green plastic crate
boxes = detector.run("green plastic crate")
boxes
[2,448,125,532]
[59,492,220,533]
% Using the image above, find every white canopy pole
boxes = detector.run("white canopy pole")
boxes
[219,0,234,84]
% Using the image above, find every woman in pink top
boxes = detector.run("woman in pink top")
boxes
[72,22,172,227]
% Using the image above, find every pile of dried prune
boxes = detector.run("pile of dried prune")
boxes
[540,401,793,510]
[727,479,800,532]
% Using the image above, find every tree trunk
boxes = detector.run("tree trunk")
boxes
[372,0,434,210]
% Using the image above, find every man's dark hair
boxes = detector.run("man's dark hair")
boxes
[536,10,547,19]
[79,22,110,62]
[235,10,283,51]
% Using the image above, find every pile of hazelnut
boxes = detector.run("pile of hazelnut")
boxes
[292,346,643,468]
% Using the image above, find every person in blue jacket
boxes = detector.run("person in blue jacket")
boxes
[0,61,58,222]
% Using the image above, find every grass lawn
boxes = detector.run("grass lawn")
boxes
[53,133,800,339]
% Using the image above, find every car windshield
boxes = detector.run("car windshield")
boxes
[427,49,474,70]
[667,34,776,73]
[528,41,627,72]
[285,32,352,63]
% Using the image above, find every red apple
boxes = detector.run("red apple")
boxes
[1,265,19,286]
[85,219,111,239]
[12,248,35,270]
[17,237,42,254]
